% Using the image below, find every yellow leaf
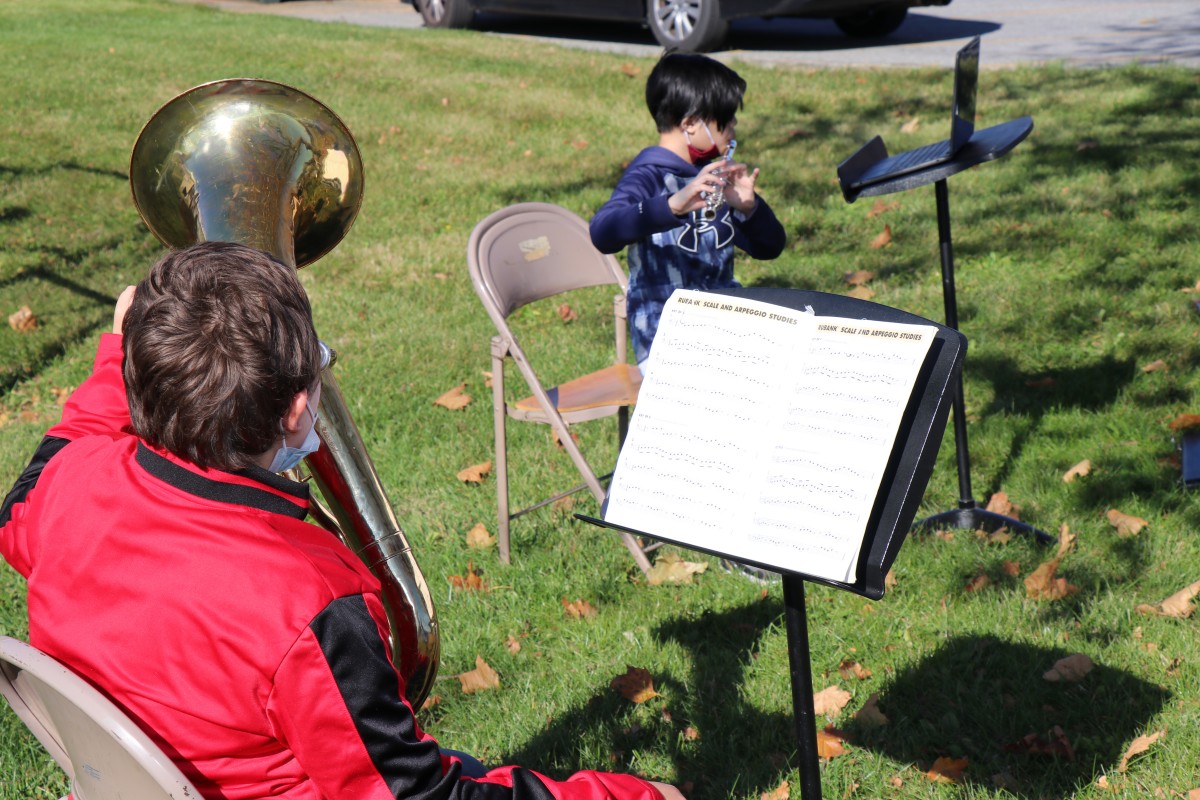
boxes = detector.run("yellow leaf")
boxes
[457,461,492,483]
[466,523,495,549]
[1056,523,1077,558]
[457,656,500,694]
[1106,508,1148,538]
[1117,730,1165,772]
[900,117,921,133]
[1042,653,1094,683]
[1063,459,1091,483]
[610,666,659,704]
[813,685,852,717]
[646,551,708,585]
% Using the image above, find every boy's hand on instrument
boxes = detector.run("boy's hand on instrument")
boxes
[668,161,729,216]
[722,161,760,214]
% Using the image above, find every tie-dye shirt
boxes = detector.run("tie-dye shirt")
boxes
[590,146,786,364]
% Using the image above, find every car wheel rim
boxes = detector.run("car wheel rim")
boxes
[652,0,701,43]
[425,0,445,23]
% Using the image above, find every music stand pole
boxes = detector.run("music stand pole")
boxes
[783,575,823,800]
[917,180,1053,543]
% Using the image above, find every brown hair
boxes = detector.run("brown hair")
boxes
[122,242,322,471]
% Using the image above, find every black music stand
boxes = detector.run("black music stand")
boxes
[837,117,1053,543]
[581,288,966,800]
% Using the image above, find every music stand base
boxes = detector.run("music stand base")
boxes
[917,505,1055,545]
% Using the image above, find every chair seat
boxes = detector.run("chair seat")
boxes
[511,363,641,419]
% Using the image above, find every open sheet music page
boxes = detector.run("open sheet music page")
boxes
[604,290,936,584]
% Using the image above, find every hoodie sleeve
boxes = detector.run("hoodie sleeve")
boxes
[590,165,682,255]
[731,197,787,261]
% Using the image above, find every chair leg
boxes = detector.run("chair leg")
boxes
[491,346,511,564]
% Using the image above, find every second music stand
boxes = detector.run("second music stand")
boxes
[838,117,1053,543]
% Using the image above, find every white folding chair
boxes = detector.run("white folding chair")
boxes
[0,636,198,800]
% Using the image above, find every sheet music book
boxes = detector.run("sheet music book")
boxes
[603,289,937,584]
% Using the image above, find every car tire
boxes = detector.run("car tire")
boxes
[647,0,729,53]
[417,0,474,29]
[834,7,908,37]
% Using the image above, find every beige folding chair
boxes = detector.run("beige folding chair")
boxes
[468,202,653,574]
[0,636,199,800]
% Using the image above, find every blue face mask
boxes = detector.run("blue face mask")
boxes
[268,403,320,473]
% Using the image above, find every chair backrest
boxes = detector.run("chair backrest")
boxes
[0,636,199,800]
[468,202,627,327]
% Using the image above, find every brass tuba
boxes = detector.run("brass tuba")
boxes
[129,79,439,707]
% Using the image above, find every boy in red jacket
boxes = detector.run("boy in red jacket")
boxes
[0,241,683,800]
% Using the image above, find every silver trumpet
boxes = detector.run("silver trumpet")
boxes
[129,79,439,708]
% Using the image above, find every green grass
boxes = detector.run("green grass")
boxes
[2,2,1200,798]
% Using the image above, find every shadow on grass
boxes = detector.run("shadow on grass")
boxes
[847,634,1170,797]
[502,599,795,798]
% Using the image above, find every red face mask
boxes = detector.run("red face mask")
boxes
[685,121,721,163]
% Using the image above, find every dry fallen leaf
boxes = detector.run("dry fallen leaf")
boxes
[646,551,708,585]
[619,62,641,78]
[1117,730,1165,772]
[837,659,872,680]
[816,726,848,759]
[505,635,521,655]
[1025,376,1057,389]
[885,569,898,590]
[448,562,489,592]
[420,693,441,711]
[1056,524,1077,558]
[1158,579,1200,618]
[813,685,852,717]
[1004,726,1075,761]
[853,692,889,729]
[466,523,495,549]
[760,780,789,800]
[457,461,492,483]
[842,270,875,286]
[1141,359,1168,373]
[8,306,36,333]
[965,573,991,593]
[985,491,1020,519]
[867,199,899,218]
[561,597,598,619]
[900,117,921,133]
[1063,459,1092,483]
[557,303,578,322]
[869,224,893,249]
[457,655,500,694]
[925,756,968,784]
[1043,653,1095,683]
[551,427,581,449]
[682,725,700,741]
[1168,413,1200,432]
[611,666,659,704]
[847,285,876,301]
[1002,560,1022,577]
[1106,508,1148,538]
[1024,557,1079,601]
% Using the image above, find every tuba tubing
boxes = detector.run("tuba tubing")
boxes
[129,79,439,708]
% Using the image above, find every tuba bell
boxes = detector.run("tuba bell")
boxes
[129,79,439,708]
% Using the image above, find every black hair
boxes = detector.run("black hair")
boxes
[645,52,746,133]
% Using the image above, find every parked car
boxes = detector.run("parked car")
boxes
[406,0,952,53]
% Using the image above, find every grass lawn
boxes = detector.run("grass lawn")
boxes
[2,1,1199,798]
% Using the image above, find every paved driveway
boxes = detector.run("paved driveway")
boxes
[184,0,1200,67]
